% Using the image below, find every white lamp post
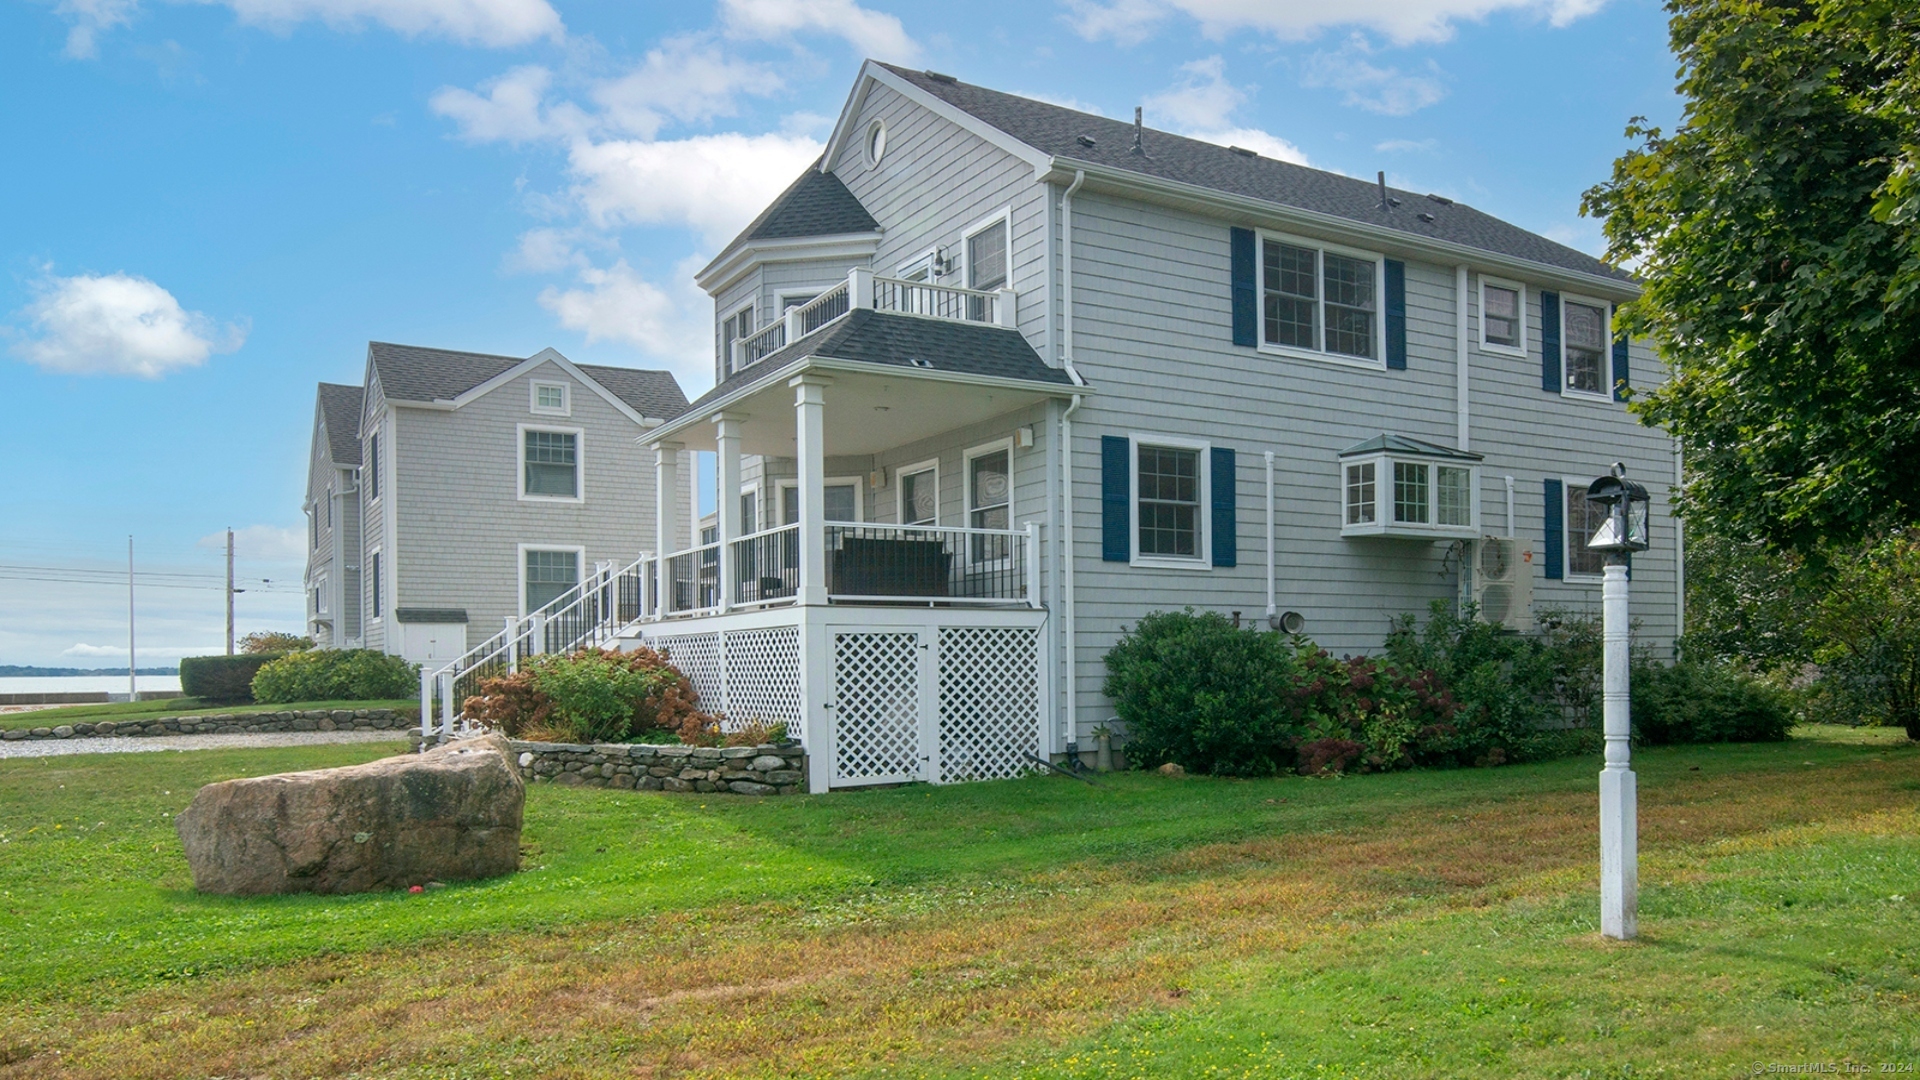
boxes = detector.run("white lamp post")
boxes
[1585,463,1652,940]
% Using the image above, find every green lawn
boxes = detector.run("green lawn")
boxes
[0,697,416,730]
[0,726,1913,1078]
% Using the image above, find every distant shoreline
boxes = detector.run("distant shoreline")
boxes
[0,666,181,678]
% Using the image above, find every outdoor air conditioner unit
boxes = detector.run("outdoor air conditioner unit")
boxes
[1472,536,1534,632]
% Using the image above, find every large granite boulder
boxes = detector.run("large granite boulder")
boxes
[176,735,523,895]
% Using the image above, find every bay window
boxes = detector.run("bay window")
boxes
[1339,435,1482,539]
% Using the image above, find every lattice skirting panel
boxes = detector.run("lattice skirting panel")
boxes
[832,632,924,786]
[722,626,802,734]
[651,632,723,715]
[936,626,1041,783]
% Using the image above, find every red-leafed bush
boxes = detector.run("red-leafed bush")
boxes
[464,647,717,745]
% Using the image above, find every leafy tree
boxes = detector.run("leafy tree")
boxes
[1807,529,1920,738]
[1582,0,1920,554]
[241,631,313,654]
[1679,529,1817,668]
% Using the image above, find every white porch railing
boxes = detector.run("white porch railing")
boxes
[726,269,1016,377]
[664,539,723,615]
[730,522,801,606]
[825,522,1039,605]
[418,552,656,742]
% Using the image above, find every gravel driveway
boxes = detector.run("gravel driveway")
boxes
[0,730,410,759]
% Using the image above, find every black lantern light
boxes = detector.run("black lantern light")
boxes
[1584,462,1651,556]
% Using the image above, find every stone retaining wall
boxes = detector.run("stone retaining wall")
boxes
[0,708,411,742]
[510,740,807,795]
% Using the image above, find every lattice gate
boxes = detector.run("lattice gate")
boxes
[935,626,1041,783]
[831,631,925,786]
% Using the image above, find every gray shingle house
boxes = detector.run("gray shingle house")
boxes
[302,342,688,668]
[436,62,1678,794]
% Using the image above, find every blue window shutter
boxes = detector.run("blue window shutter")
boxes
[1612,331,1630,402]
[1230,227,1257,347]
[1211,447,1237,567]
[1543,478,1564,580]
[1540,290,1561,393]
[1384,259,1407,369]
[1102,435,1130,562]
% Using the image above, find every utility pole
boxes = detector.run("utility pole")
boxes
[127,536,136,701]
[226,527,236,655]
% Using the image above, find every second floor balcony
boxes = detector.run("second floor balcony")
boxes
[729,268,1017,376]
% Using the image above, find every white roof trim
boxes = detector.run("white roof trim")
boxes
[1036,161,1640,300]
[442,348,656,426]
[645,352,1082,446]
[825,62,1052,176]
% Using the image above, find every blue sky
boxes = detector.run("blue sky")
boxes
[0,0,1680,667]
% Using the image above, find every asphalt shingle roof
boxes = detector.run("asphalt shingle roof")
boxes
[577,363,690,420]
[677,308,1073,419]
[366,342,686,420]
[317,383,364,465]
[880,64,1630,284]
[1340,433,1484,461]
[713,158,879,259]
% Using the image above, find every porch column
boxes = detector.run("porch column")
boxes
[653,441,682,616]
[713,413,744,610]
[791,374,831,606]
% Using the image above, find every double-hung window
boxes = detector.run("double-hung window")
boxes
[1260,234,1383,365]
[965,214,1009,321]
[1137,444,1202,558]
[523,548,579,613]
[967,445,1011,563]
[521,427,581,501]
[898,460,938,526]
[1340,438,1480,539]
[1562,298,1610,398]
[1481,278,1525,353]
[1563,480,1608,579]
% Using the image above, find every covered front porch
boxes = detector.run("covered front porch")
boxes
[623,277,1081,790]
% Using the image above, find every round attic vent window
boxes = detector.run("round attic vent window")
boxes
[865,119,887,167]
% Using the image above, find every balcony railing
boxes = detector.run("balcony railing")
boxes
[825,523,1036,604]
[664,540,722,615]
[731,523,801,605]
[726,268,1016,376]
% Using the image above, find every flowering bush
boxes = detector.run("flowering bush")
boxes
[464,647,717,744]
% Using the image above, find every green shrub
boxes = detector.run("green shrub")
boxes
[464,647,716,745]
[1384,602,1603,766]
[1631,659,1796,744]
[251,649,419,704]
[180,653,283,703]
[1103,609,1299,776]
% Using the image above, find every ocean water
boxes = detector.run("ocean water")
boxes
[0,675,182,696]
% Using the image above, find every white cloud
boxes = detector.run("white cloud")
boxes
[1066,0,1609,46]
[1184,127,1309,165]
[1143,57,1310,166]
[567,131,825,247]
[1145,56,1243,130]
[719,0,919,63]
[196,525,307,562]
[1375,137,1439,153]
[55,0,138,58]
[431,65,589,144]
[1302,38,1447,115]
[505,227,586,274]
[538,257,715,390]
[592,38,783,139]
[11,271,245,378]
[201,0,562,46]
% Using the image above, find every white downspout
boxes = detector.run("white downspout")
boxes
[1504,475,1515,539]
[1264,450,1276,624]
[1455,264,1471,452]
[1673,438,1685,653]
[1058,169,1086,754]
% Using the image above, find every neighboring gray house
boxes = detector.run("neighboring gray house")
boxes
[302,342,689,668]
[444,63,1678,793]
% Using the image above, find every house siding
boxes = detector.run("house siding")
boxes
[388,360,678,648]
[1058,190,1676,742]
[303,406,338,647]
